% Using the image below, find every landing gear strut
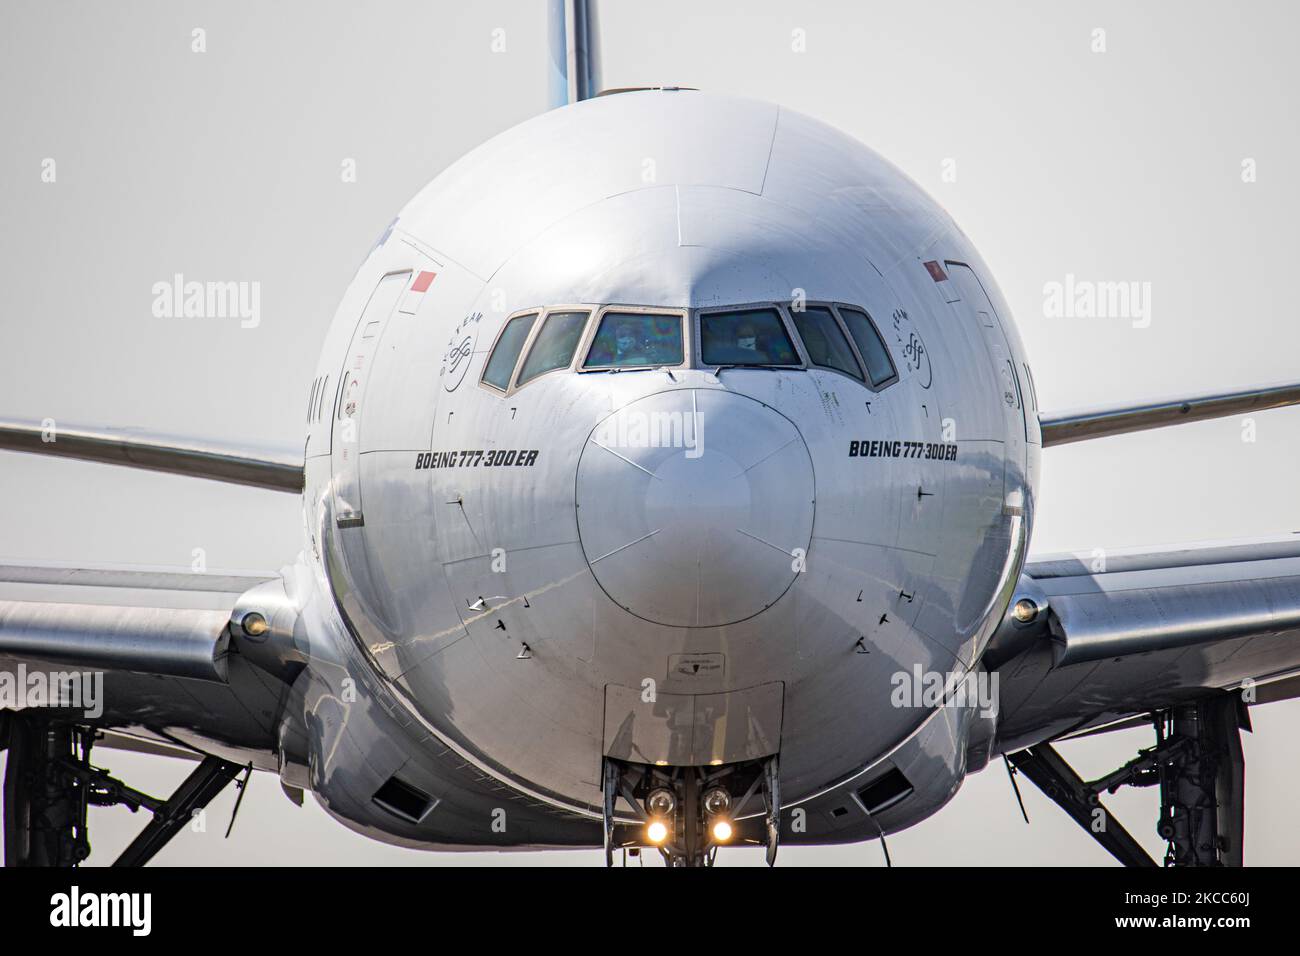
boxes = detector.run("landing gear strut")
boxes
[1006,692,1248,867]
[2,715,245,867]
[601,754,781,867]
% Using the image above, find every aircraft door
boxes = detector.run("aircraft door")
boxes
[331,270,410,527]
[944,262,1027,515]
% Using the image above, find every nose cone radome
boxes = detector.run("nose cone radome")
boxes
[576,389,814,627]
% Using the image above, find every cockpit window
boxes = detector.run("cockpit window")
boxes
[792,306,863,380]
[518,310,589,384]
[482,312,537,391]
[838,307,897,387]
[699,307,799,367]
[583,311,683,369]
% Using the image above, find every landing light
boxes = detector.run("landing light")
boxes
[646,819,670,844]
[646,788,675,817]
[1012,598,1039,624]
[711,819,733,843]
[702,787,731,816]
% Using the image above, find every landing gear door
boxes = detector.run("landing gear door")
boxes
[331,271,410,527]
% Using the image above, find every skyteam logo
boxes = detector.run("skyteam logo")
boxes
[592,409,704,459]
[890,665,999,719]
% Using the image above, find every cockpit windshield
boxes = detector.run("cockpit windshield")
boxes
[518,310,588,384]
[583,311,683,369]
[699,307,799,367]
[481,300,899,394]
[792,306,863,380]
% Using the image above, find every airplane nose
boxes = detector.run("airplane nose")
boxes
[576,388,814,627]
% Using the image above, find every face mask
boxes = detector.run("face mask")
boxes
[738,336,757,350]
[616,335,636,351]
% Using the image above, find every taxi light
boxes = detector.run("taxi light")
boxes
[646,819,670,844]
[702,787,731,816]
[710,818,733,843]
[645,788,675,817]
[1012,598,1039,624]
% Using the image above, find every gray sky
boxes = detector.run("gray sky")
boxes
[2,0,1298,865]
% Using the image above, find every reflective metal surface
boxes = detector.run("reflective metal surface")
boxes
[7,87,1300,857]
[1040,380,1300,447]
[0,601,231,682]
[0,419,303,492]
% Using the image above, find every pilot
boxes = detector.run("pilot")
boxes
[589,319,642,366]
[614,321,640,362]
[710,321,769,364]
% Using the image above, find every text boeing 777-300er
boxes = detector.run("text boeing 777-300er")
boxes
[4,2,1300,868]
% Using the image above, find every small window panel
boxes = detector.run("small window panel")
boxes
[700,307,799,367]
[838,307,897,387]
[517,310,589,385]
[482,312,538,391]
[792,306,863,380]
[583,311,683,369]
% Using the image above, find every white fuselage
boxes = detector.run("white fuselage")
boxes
[290,91,1040,847]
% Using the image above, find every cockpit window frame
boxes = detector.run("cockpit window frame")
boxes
[513,306,593,390]
[478,308,544,396]
[576,304,691,374]
[829,302,899,391]
[783,302,867,385]
[476,299,901,396]
[694,302,806,372]
[480,305,602,397]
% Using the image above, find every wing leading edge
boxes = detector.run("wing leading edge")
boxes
[0,561,295,767]
[990,536,1300,754]
[0,419,303,492]
[1039,380,1300,447]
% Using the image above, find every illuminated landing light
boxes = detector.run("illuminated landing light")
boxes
[710,818,733,843]
[646,819,670,845]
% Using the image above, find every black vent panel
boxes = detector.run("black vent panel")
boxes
[855,767,913,815]
[372,775,435,823]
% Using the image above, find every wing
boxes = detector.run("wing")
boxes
[989,535,1300,753]
[0,419,303,492]
[1038,380,1300,447]
[0,560,300,770]
[996,378,1300,747]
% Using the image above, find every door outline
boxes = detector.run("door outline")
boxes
[331,270,412,527]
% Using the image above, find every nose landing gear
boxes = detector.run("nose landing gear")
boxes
[601,755,781,867]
